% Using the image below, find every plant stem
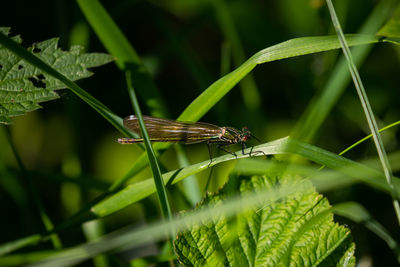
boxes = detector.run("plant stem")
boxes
[326,0,400,225]
[125,71,175,239]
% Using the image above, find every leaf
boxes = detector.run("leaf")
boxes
[0,27,113,124]
[377,4,400,38]
[174,175,355,266]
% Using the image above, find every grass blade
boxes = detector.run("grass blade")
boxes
[76,0,168,117]
[212,0,261,111]
[326,0,400,225]
[92,137,400,217]
[125,71,174,237]
[292,0,397,142]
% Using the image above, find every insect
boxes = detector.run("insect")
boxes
[118,115,263,166]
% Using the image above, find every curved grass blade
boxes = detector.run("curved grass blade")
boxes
[179,34,390,122]
[92,137,400,217]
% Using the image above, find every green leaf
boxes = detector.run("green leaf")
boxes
[0,27,113,124]
[377,4,400,38]
[174,175,355,266]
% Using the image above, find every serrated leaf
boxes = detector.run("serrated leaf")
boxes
[174,175,355,266]
[0,27,114,124]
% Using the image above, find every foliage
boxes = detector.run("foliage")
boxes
[0,27,113,124]
[174,175,355,266]
[1,0,400,266]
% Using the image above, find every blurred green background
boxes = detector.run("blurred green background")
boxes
[1,0,400,265]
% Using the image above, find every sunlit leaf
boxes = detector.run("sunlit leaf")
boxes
[174,175,355,266]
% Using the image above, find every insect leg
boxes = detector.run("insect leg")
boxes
[216,143,237,158]
[242,142,267,157]
[207,141,213,167]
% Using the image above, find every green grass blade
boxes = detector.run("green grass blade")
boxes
[316,121,400,173]
[76,0,168,117]
[179,34,387,122]
[339,121,400,156]
[212,0,261,111]
[0,250,59,266]
[326,0,400,225]
[0,235,42,256]
[292,0,398,142]
[92,137,400,217]
[125,71,174,236]
[175,145,201,206]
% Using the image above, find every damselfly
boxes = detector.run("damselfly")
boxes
[118,115,263,165]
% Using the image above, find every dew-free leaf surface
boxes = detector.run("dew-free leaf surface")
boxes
[174,175,355,266]
[0,27,113,124]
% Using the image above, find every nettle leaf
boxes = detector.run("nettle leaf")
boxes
[174,175,355,266]
[0,27,113,124]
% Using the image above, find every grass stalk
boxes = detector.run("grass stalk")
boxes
[125,70,175,238]
[325,0,400,225]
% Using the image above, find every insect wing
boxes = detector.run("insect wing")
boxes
[123,115,223,143]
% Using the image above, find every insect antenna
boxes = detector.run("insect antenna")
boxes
[250,133,263,143]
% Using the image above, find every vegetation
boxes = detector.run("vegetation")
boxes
[1,0,400,266]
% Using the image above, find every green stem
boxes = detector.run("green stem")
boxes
[326,0,400,225]
[125,71,175,239]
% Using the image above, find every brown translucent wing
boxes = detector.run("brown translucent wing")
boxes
[123,115,223,144]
